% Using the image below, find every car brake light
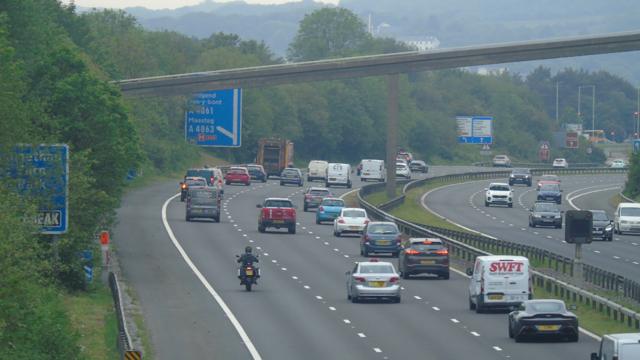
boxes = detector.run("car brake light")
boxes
[354,276,366,282]
[434,249,449,255]
[211,177,215,184]
[404,249,420,255]
[389,277,399,283]
[370,258,379,262]
[338,218,345,224]
[318,206,324,212]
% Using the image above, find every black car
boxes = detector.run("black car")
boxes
[280,168,304,186]
[409,160,429,173]
[590,210,614,241]
[537,183,562,204]
[508,300,579,342]
[529,201,563,228]
[398,238,449,279]
[186,187,220,222]
[180,176,208,201]
[247,164,267,182]
[509,168,532,187]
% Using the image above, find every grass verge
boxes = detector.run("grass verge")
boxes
[63,285,119,360]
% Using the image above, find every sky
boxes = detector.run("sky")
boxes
[62,0,338,10]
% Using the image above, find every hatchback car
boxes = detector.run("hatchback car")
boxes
[334,208,369,236]
[409,160,428,173]
[185,187,220,222]
[280,168,304,186]
[225,167,251,186]
[529,201,563,228]
[537,183,562,204]
[509,168,532,187]
[485,183,513,207]
[361,222,402,257]
[346,260,401,303]
[553,158,569,168]
[398,238,449,279]
[315,198,345,224]
[246,164,267,182]
[395,163,411,179]
[508,300,579,342]
[610,159,627,169]
[492,155,512,167]
[590,210,613,241]
[537,174,561,190]
[303,187,332,211]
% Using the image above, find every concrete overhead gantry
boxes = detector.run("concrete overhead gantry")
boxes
[116,31,640,198]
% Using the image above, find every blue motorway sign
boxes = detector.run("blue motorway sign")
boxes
[185,89,242,147]
[8,144,69,234]
[456,116,493,144]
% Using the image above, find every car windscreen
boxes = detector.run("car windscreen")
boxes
[489,185,510,191]
[186,179,206,186]
[359,264,394,274]
[190,190,216,204]
[540,184,559,191]
[186,170,213,184]
[621,208,640,217]
[368,224,398,234]
[264,200,292,208]
[322,199,344,207]
[591,211,609,221]
[228,169,246,174]
[528,302,564,313]
[410,243,445,252]
[343,210,365,218]
[247,166,261,172]
[534,203,559,212]
[281,169,298,176]
[310,190,330,196]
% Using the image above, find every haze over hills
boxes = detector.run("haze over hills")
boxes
[81,0,640,82]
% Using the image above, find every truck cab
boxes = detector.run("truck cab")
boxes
[257,198,296,234]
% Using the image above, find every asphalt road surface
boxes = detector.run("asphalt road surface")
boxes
[114,166,599,360]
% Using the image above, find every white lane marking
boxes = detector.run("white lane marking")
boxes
[243,234,248,237]
[451,319,460,323]
[333,248,340,252]
[324,242,329,245]
[546,235,552,239]
[594,250,601,254]
[308,231,314,235]
[162,193,262,360]
[329,306,336,311]
[302,227,307,230]
[316,295,323,300]
[521,228,527,231]
[292,276,298,280]
[493,346,502,352]
[249,240,254,243]
[233,224,238,227]
[315,236,321,239]
[281,267,287,271]
[256,247,262,250]
[357,333,366,338]
[304,285,310,289]
[343,319,351,324]
[414,295,422,300]
[567,185,623,210]
[633,242,638,246]
[432,306,440,311]
[271,260,277,263]
[471,331,480,337]
[344,254,350,258]
[613,256,620,260]
[533,232,539,235]
[373,348,382,353]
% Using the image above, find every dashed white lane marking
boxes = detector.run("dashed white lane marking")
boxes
[414,295,422,300]
[509,224,514,227]
[614,256,621,260]
[333,248,340,252]
[432,306,440,311]
[343,319,351,324]
[633,261,639,265]
[315,295,323,300]
[233,224,238,227]
[451,319,460,323]
[594,250,601,254]
[292,276,298,280]
[329,306,336,311]
[237,229,242,232]
[546,235,552,239]
[344,254,350,258]
[521,228,526,231]
[256,247,262,250]
[308,231,314,235]
[471,331,480,337]
[271,260,277,263]
[302,227,307,230]
[357,333,366,338]
[373,348,382,353]
[315,236,321,239]
[324,241,329,245]
[249,240,254,243]
[303,285,310,289]
[493,346,502,352]
[281,267,287,271]
[162,193,262,360]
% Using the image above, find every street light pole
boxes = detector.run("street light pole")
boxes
[578,85,596,139]
[636,87,639,138]
[556,81,560,124]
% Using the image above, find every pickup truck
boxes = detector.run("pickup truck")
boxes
[257,198,296,234]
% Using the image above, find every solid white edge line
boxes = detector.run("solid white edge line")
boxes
[567,185,623,210]
[162,193,262,360]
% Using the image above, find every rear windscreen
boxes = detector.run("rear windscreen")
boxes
[190,190,216,204]
[528,302,563,313]
[620,344,640,358]
[264,200,292,208]
[359,264,394,274]
[489,185,510,191]
[322,200,344,207]
[343,210,365,218]
[186,170,214,184]
[310,190,330,196]
[368,224,398,234]
[410,244,444,251]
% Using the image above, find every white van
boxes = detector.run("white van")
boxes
[614,202,640,235]
[360,159,385,182]
[467,255,531,313]
[591,333,640,360]
[307,160,328,182]
[326,163,352,188]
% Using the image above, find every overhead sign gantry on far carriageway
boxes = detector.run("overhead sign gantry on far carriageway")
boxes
[115,30,640,197]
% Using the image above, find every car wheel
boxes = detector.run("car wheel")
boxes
[484,201,489,207]
[335,230,341,237]
[569,333,579,342]
[288,225,296,234]
[608,236,613,242]
[394,296,401,304]
[441,271,450,280]
[475,303,483,314]
[280,182,284,186]
[351,295,359,303]
[508,323,514,338]
[214,215,220,223]
[325,183,330,188]
[258,224,265,233]
[469,297,476,310]
[556,224,562,229]
[402,267,410,279]
[303,205,308,212]
[298,182,303,187]
[186,215,191,222]
[315,218,321,225]
[514,333,523,343]
[347,181,352,189]
[508,203,513,208]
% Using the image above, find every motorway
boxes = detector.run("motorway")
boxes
[425,172,640,280]
[114,166,598,360]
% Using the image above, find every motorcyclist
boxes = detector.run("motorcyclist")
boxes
[237,246,259,282]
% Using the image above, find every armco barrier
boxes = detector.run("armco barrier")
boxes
[109,272,141,359]
[358,167,640,330]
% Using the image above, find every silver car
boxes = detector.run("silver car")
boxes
[346,261,401,303]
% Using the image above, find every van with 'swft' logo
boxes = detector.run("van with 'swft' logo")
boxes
[466,255,531,313]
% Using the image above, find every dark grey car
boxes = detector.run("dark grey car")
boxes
[529,201,563,228]
[186,187,220,222]
[590,210,614,241]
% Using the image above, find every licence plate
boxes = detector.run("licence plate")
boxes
[273,220,284,224]
[536,325,560,331]
[377,240,390,245]
[420,260,435,265]
[369,281,384,287]
[246,269,254,276]
[488,294,503,300]
[363,172,370,175]
[349,226,359,230]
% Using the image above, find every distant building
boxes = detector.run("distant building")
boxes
[401,36,441,51]
[476,67,509,76]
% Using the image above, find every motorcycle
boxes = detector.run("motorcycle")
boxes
[236,255,259,291]
[179,182,188,202]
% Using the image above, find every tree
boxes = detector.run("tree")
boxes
[287,7,372,61]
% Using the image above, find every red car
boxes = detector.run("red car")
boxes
[257,198,296,234]
[536,174,561,190]
[225,167,251,186]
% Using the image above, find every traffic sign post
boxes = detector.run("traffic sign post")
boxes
[7,144,69,234]
[565,132,579,148]
[456,116,493,144]
[185,89,242,147]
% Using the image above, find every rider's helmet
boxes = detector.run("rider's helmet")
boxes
[245,246,252,254]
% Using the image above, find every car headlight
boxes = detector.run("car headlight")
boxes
[510,174,515,178]
[555,215,561,219]
[605,224,613,231]
[533,214,542,218]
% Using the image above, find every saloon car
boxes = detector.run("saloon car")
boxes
[334,208,369,237]
[346,260,401,303]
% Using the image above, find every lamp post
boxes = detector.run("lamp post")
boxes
[578,85,596,139]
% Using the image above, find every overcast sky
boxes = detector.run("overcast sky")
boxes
[62,0,338,10]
